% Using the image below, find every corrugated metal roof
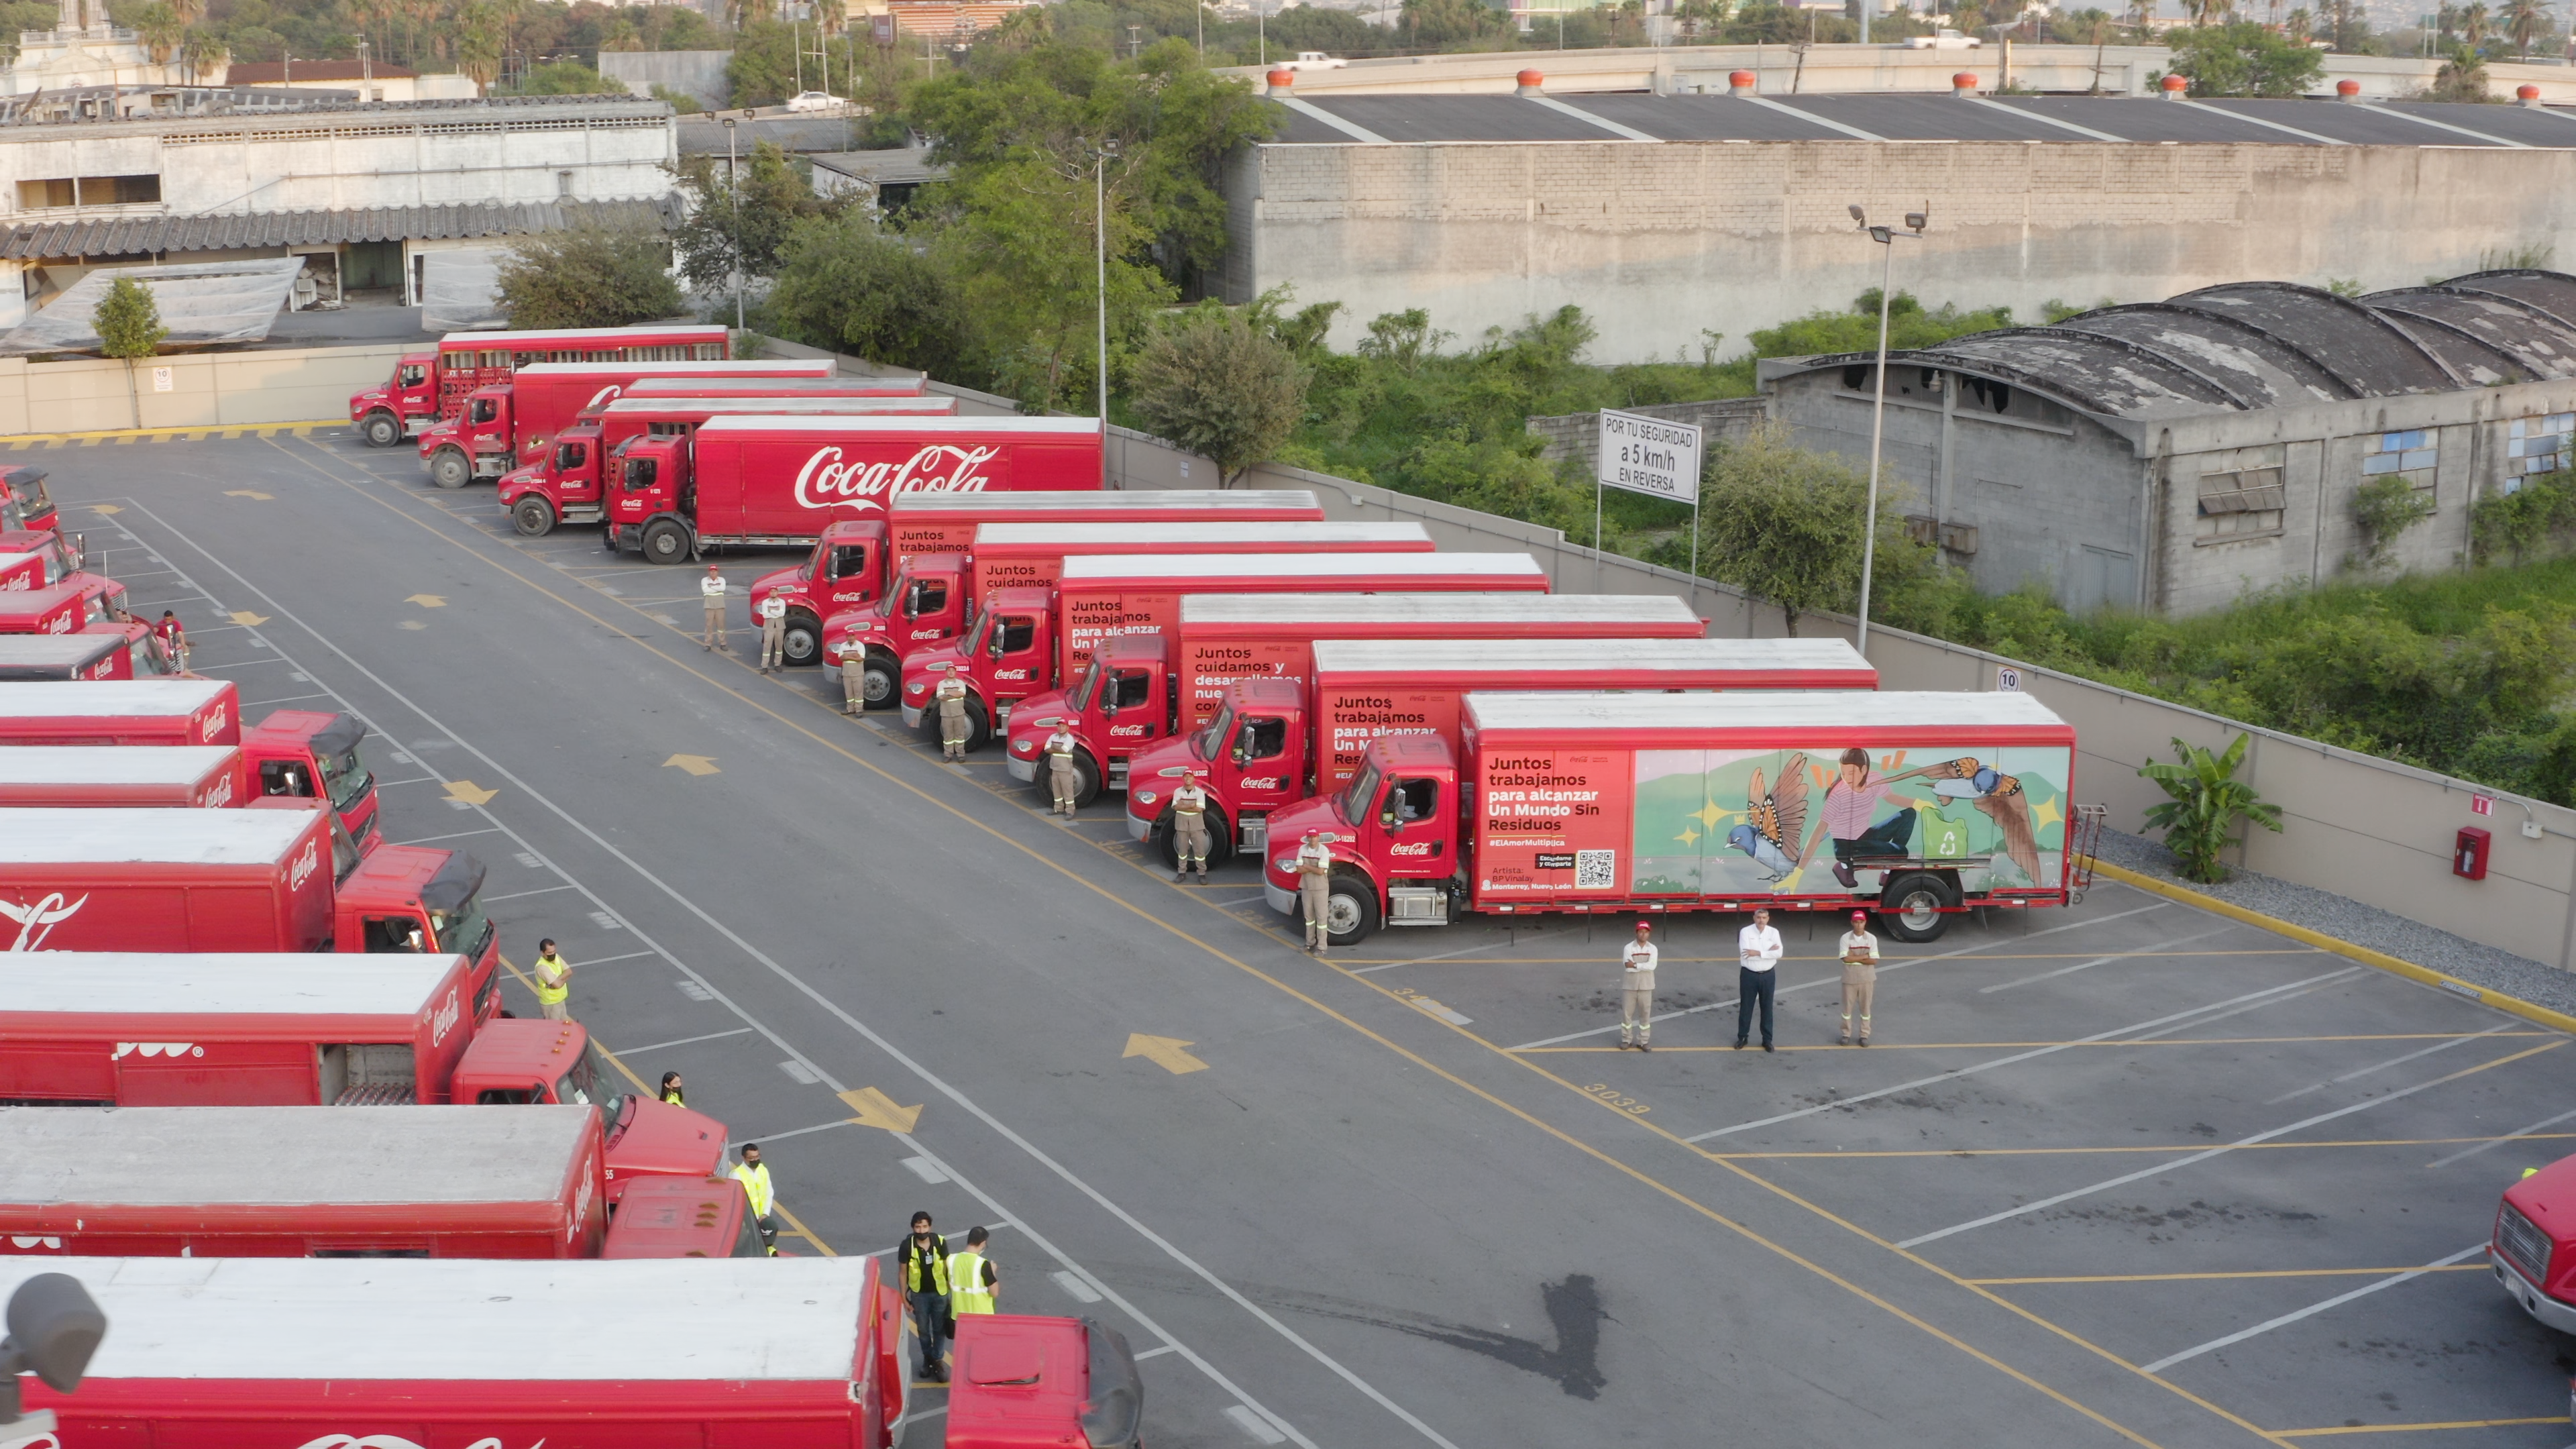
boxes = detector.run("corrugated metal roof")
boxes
[0,196,680,260]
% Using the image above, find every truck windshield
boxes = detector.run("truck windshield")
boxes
[1067,657,1104,714]
[327,812,362,884]
[427,892,494,966]
[1338,759,1381,826]
[317,743,373,813]
[555,1041,629,1123]
[1191,703,1234,762]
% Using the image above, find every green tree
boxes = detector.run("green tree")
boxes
[131,1,181,62]
[2426,43,2492,98]
[1128,304,1309,488]
[94,274,168,429]
[505,60,624,95]
[671,141,851,294]
[455,0,505,93]
[2500,0,2548,54]
[495,223,684,329]
[2351,475,2438,566]
[765,215,966,380]
[1400,0,1515,47]
[1695,423,1919,635]
[2138,733,2283,883]
[2161,19,2326,95]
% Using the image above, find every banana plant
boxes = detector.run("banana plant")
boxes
[2139,732,2282,884]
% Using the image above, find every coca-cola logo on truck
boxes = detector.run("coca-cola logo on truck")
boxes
[794,444,999,513]
[0,892,87,951]
[288,839,321,891]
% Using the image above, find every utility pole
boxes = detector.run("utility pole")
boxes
[724,117,744,332]
[1093,139,1120,491]
[1847,202,1927,657]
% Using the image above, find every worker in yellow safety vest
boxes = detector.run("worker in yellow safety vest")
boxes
[898,1212,953,1383]
[531,938,572,1023]
[947,1224,999,1316]
[732,1142,780,1256]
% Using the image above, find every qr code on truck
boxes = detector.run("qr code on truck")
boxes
[1575,850,1616,889]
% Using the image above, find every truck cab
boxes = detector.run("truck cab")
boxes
[1260,733,1460,946]
[2497,1153,2576,1335]
[0,576,120,636]
[601,1175,765,1258]
[352,353,435,447]
[949,1315,1145,1449]
[1126,677,1306,866]
[0,464,58,532]
[608,433,694,562]
[749,520,892,668]
[898,586,1053,747]
[247,708,381,853]
[0,527,81,582]
[450,1020,727,1203]
[419,384,517,488]
[340,847,501,1020]
[822,550,971,705]
[496,423,612,537]
[1000,635,1177,806]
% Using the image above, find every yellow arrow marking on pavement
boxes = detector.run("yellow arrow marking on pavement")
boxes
[405,594,447,608]
[227,610,267,627]
[86,504,121,515]
[223,490,274,501]
[839,1086,923,1134]
[1123,1033,1208,1075]
[663,754,720,776]
[442,780,498,806]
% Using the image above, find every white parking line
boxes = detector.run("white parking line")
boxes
[1226,1405,1291,1445]
[394,828,500,845]
[1684,967,2360,1142]
[1974,925,2235,994]
[2264,1022,2517,1105]
[2424,1105,2576,1170]
[616,1026,755,1055]
[2138,1244,2487,1374]
[482,883,579,902]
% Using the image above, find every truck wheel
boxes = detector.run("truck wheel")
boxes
[859,655,900,709]
[511,497,555,537]
[641,519,693,565]
[1326,868,1382,947]
[1152,807,1235,871]
[360,411,402,447]
[1878,870,1960,943]
[429,447,472,490]
[781,612,821,668]
[930,696,992,751]
[1066,750,1102,809]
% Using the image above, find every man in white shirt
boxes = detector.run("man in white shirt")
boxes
[1618,920,1659,1052]
[1839,908,1881,1046]
[1736,906,1784,1053]
[1295,830,1336,953]
[757,592,790,673]
[700,565,732,653]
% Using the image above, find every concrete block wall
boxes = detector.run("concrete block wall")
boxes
[598,50,733,109]
[0,341,412,433]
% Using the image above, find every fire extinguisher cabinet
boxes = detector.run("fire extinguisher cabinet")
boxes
[2455,826,2491,881]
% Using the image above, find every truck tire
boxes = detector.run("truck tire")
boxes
[641,519,693,566]
[511,497,555,537]
[1878,870,1960,943]
[859,653,900,709]
[429,447,472,490]
[781,611,821,667]
[926,694,992,752]
[1326,867,1382,947]
[1063,749,1102,809]
[360,411,402,447]
[1151,806,1235,871]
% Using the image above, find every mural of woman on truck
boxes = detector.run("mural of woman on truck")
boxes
[1630,744,2068,898]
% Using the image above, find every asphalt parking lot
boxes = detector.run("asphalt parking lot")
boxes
[34,423,2576,1447]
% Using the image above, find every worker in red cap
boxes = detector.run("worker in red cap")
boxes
[1837,908,1881,1046]
[1618,919,1658,1051]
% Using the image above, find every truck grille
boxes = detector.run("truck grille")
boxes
[2497,1204,2551,1287]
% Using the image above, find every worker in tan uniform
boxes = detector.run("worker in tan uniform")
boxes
[1170,769,1212,882]
[757,592,789,674]
[838,643,867,716]
[1044,720,1082,816]
[699,565,732,652]
[934,668,971,761]
[1839,908,1881,1046]
[1295,829,1336,955]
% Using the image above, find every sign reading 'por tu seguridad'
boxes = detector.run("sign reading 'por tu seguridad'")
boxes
[1597,410,1704,504]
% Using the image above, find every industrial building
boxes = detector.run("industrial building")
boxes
[1217,88,2576,364]
[1757,270,2576,616]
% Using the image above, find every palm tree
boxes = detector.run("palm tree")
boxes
[133,1,181,63]
[2284,3,2312,38]
[2462,0,2489,44]
[455,0,504,93]
[2500,0,2548,55]
[182,33,227,84]
[167,0,203,26]
[812,0,845,36]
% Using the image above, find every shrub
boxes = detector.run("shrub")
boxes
[2139,733,2284,883]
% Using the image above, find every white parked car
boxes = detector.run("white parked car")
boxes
[1902,28,1983,47]
[784,91,843,113]
[1281,51,1348,70]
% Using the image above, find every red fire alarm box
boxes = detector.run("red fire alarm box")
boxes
[2456,826,2491,881]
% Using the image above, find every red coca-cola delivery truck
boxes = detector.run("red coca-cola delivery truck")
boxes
[0,681,384,851]
[496,393,961,537]
[0,952,729,1197]
[0,807,497,1014]
[413,357,840,482]
[0,462,56,533]
[2496,1154,2576,1336]
[0,578,122,637]
[612,413,1108,565]
[627,373,930,402]
[0,745,242,806]
[1123,637,1876,865]
[348,324,731,447]
[0,527,80,583]
[1263,690,2084,947]
[0,627,177,681]
[0,1257,1144,1449]
[0,550,39,590]
[899,552,1551,751]
[796,489,1324,685]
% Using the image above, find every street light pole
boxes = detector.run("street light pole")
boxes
[1849,202,1927,657]
[724,117,744,331]
[1094,140,1119,490]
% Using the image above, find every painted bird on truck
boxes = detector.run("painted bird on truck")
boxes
[1725,753,1808,882]
[1886,756,2043,883]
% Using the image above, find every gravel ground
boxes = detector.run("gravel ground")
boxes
[2090,826,2576,1021]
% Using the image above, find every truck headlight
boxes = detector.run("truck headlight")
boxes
[1134,790,1159,806]
[1012,738,1034,754]
[906,680,925,696]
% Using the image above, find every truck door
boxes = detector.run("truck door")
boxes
[554,439,594,502]
[983,609,1042,698]
[363,914,425,952]
[1374,775,1448,874]
[397,360,428,414]
[258,758,316,799]
[824,539,875,608]
[1226,712,1298,822]
[1098,663,1159,747]
[900,574,953,644]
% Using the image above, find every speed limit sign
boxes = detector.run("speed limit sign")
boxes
[1996,665,2024,692]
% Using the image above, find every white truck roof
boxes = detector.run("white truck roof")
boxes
[974,521,1428,547]
[598,396,955,417]
[0,953,464,1016]
[0,679,230,718]
[896,489,1318,515]
[0,634,119,665]
[1463,690,2071,733]
[442,326,730,349]
[0,1106,593,1206]
[1182,592,1697,625]
[1313,637,1870,674]
[0,1257,874,1381]
[1063,552,1544,583]
[0,806,313,865]
[0,745,235,785]
[694,413,1098,437]
[509,359,830,377]
[0,551,34,572]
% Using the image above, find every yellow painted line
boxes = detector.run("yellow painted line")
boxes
[1971,1267,2491,1285]
[2090,861,2576,1036]
[0,418,341,445]
[286,439,2214,1449]
[1527,1032,2551,1054]
[2273,1419,2564,1438]
[1713,1133,2576,1160]
[1346,949,2322,965]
